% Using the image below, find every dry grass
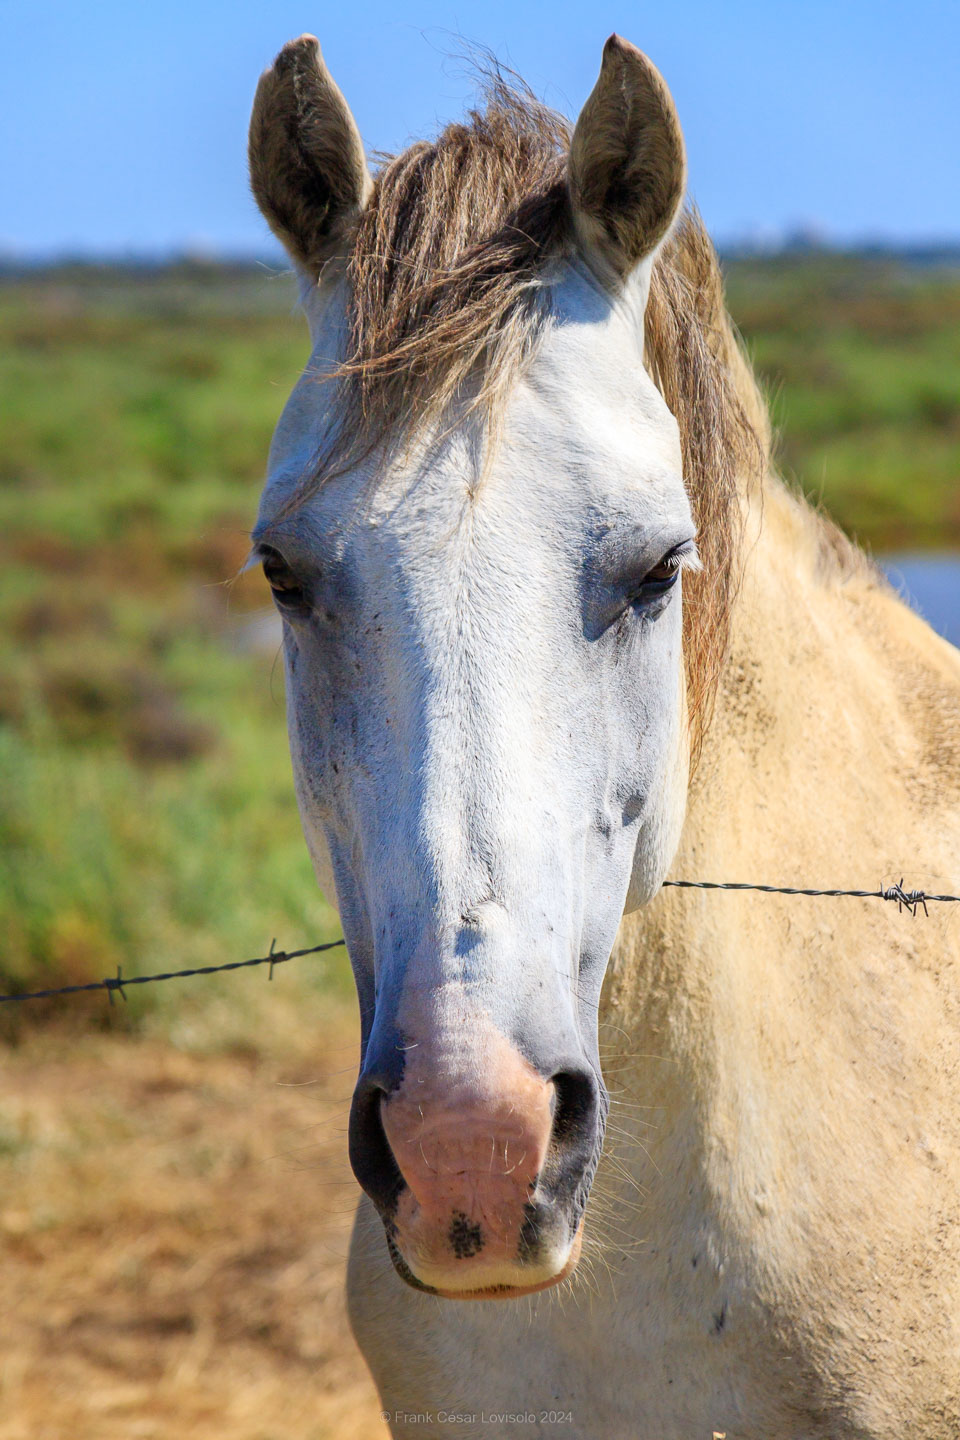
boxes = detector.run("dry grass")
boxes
[0,1006,386,1440]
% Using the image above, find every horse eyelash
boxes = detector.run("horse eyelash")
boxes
[669,540,702,574]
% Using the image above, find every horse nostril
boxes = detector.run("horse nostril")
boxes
[543,1067,604,1205]
[552,1069,599,1143]
[348,1077,405,1216]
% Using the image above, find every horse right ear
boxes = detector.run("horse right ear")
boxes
[568,36,686,285]
[249,35,372,280]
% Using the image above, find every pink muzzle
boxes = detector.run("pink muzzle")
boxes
[380,1030,577,1296]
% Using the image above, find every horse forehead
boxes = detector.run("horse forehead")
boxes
[341,354,685,556]
[262,267,686,544]
[352,415,683,573]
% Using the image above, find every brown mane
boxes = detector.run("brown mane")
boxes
[297,74,768,755]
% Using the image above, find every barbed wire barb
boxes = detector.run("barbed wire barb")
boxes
[106,966,127,1005]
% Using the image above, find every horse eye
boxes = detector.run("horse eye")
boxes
[644,555,682,587]
[261,549,307,610]
[634,550,683,599]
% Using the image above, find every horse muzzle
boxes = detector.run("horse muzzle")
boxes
[349,1022,603,1298]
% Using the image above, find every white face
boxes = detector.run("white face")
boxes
[253,256,696,1297]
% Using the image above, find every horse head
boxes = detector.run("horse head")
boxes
[249,35,695,1299]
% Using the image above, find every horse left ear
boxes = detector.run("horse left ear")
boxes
[568,36,686,283]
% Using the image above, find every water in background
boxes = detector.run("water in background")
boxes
[882,555,960,648]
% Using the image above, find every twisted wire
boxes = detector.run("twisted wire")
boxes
[0,938,346,1006]
[661,878,957,915]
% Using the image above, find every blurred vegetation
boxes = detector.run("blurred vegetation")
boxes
[724,253,960,550]
[0,254,958,1009]
[0,262,345,1018]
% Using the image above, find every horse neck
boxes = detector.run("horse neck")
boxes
[601,471,959,1117]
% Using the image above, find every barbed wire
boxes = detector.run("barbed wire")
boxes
[1,879,957,1006]
[0,938,346,1006]
[660,878,960,916]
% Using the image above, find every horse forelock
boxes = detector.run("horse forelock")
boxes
[287,69,770,758]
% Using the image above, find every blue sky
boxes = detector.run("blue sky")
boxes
[2,0,957,256]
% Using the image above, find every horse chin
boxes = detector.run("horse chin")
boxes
[387,1221,584,1301]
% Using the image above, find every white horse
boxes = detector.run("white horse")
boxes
[248,34,960,1437]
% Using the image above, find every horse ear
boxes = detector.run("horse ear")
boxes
[568,35,686,283]
[249,35,372,279]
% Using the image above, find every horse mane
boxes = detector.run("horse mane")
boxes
[300,72,770,755]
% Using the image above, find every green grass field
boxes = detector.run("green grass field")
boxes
[724,253,960,550]
[1,254,958,1009]
[0,263,345,1018]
